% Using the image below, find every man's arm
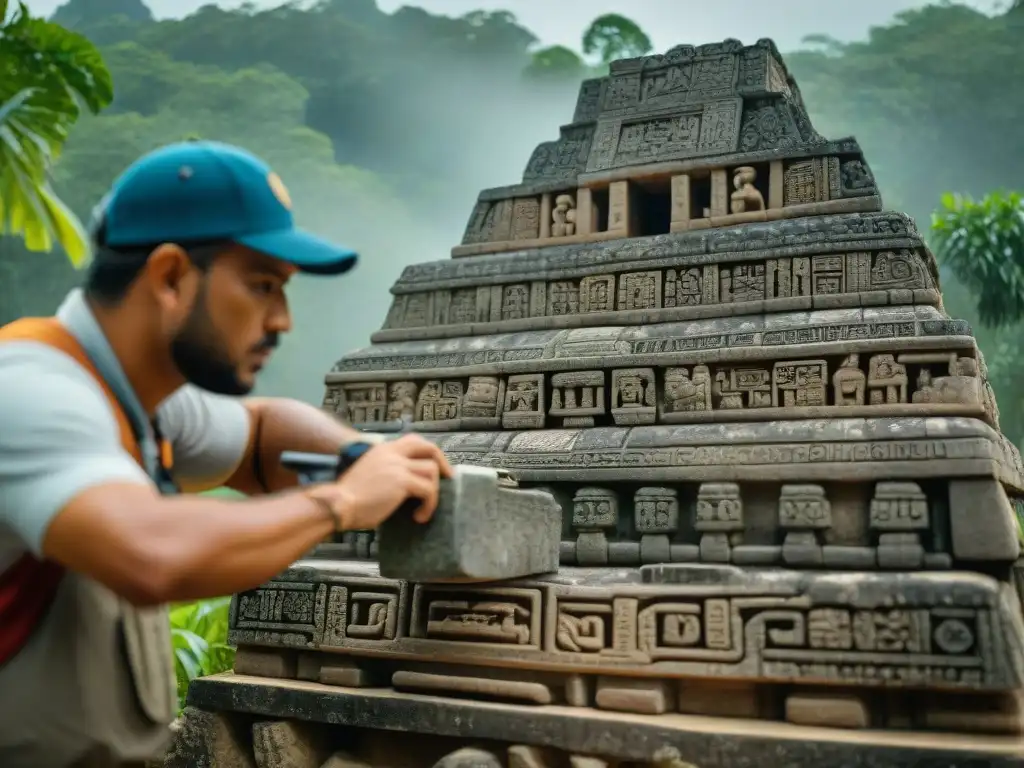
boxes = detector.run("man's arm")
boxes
[229,396,370,494]
[157,388,373,495]
[0,347,450,606]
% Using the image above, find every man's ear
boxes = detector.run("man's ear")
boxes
[142,243,201,321]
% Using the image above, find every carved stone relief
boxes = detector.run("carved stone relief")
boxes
[335,349,987,429]
[382,249,937,332]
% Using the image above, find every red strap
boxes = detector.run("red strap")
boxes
[0,554,65,664]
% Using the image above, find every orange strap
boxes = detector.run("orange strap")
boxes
[0,316,170,666]
[0,317,141,461]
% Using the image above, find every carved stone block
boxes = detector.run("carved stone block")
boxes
[772,360,827,407]
[780,484,831,567]
[461,376,505,428]
[611,367,656,425]
[502,374,545,429]
[870,482,929,531]
[635,487,680,533]
[551,370,606,427]
[573,487,618,566]
[341,382,387,424]
[252,720,328,768]
[948,478,1021,562]
[378,466,561,582]
[696,483,743,532]
[595,676,673,714]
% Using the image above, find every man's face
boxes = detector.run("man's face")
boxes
[170,245,295,395]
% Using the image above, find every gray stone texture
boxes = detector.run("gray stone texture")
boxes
[377,465,562,582]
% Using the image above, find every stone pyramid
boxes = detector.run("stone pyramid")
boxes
[230,38,1024,743]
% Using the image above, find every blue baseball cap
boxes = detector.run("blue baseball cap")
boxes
[98,140,358,275]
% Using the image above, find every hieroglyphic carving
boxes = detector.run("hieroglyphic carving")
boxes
[871,251,927,291]
[415,380,462,424]
[870,482,929,568]
[232,582,327,646]
[719,263,765,303]
[547,280,581,315]
[664,266,711,306]
[382,248,940,331]
[714,367,771,409]
[341,382,387,423]
[411,586,542,649]
[841,160,876,197]
[617,271,661,311]
[579,275,616,313]
[500,284,531,321]
[772,360,827,408]
[782,158,827,205]
[511,197,541,240]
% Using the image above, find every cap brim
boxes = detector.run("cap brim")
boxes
[235,227,358,276]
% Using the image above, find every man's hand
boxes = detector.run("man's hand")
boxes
[321,434,454,529]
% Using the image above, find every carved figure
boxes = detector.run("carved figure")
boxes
[833,354,866,405]
[386,381,418,421]
[729,166,765,214]
[552,194,577,237]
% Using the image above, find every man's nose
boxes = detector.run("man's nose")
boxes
[266,299,292,334]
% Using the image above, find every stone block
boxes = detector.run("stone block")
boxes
[595,676,673,714]
[785,693,869,729]
[378,465,561,582]
[949,478,1021,561]
[253,720,328,768]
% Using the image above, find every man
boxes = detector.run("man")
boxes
[0,140,452,767]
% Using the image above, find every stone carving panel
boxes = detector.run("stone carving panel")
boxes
[381,243,939,331]
[340,347,987,430]
[410,585,543,649]
[586,100,742,172]
[551,371,606,427]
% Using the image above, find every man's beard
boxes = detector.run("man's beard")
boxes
[170,286,277,396]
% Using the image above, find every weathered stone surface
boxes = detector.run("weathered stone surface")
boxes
[949,478,1021,562]
[164,707,255,768]
[252,720,328,768]
[188,675,1024,767]
[229,561,1024,693]
[377,465,561,582]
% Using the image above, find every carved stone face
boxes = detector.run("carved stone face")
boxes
[620,377,642,403]
[664,371,690,401]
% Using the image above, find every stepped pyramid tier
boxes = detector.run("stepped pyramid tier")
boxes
[180,39,1024,768]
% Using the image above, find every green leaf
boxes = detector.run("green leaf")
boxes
[0,4,111,265]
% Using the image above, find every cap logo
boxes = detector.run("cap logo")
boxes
[267,172,292,210]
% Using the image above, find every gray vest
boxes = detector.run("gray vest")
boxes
[0,291,178,767]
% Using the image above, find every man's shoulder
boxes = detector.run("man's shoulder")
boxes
[0,340,119,432]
